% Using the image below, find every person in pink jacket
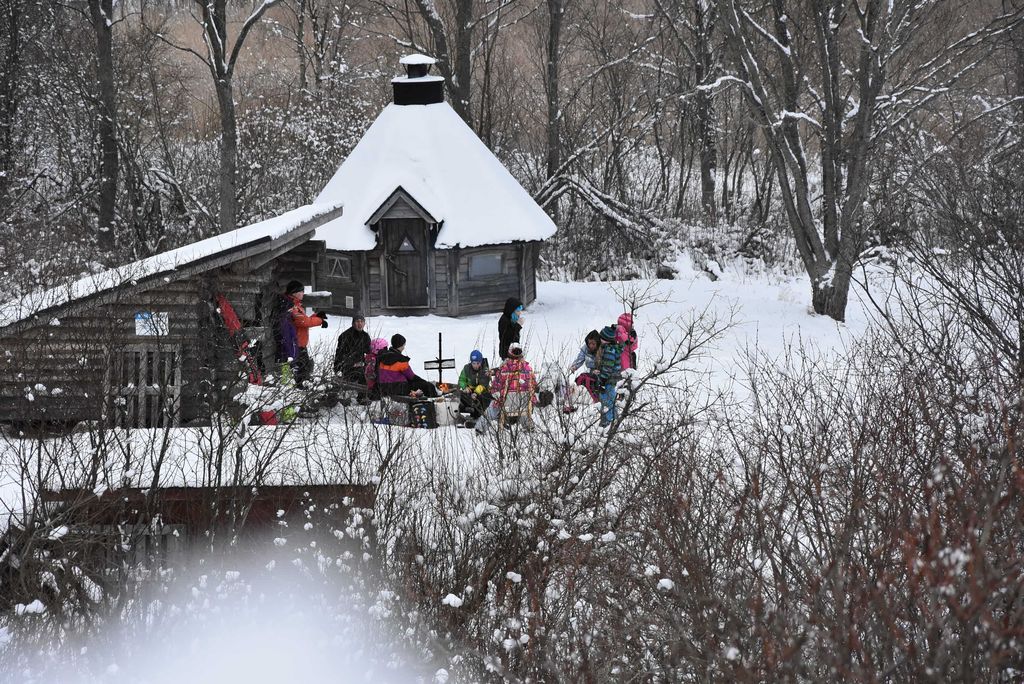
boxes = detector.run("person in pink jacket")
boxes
[475,343,537,434]
[616,312,638,371]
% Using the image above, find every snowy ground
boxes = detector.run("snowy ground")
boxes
[306,255,870,397]
[0,256,875,530]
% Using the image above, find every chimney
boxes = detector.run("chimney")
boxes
[392,54,444,106]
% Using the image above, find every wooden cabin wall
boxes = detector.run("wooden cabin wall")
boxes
[0,264,287,427]
[366,249,383,314]
[521,242,538,306]
[433,251,450,312]
[453,244,522,316]
[272,240,319,290]
[319,249,366,316]
[0,280,208,425]
[315,240,543,319]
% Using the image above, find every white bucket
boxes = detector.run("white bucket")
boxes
[434,396,460,426]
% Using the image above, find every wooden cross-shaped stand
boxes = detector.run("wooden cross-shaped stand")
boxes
[422,331,456,384]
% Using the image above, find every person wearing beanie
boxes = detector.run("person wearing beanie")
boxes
[616,312,638,371]
[594,324,625,427]
[375,333,438,398]
[363,337,389,398]
[458,349,492,420]
[275,279,326,386]
[475,342,537,435]
[333,312,371,384]
[565,329,602,409]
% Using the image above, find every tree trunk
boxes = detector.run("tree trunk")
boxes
[545,0,564,221]
[693,1,717,220]
[452,0,474,126]
[810,257,853,321]
[296,0,307,90]
[545,0,563,179]
[0,0,21,206]
[413,0,472,125]
[1011,0,1024,124]
[215,77,237,234]
[695,90,716,220]
[89,0,118,251]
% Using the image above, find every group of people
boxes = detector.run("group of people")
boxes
[455,299,640,430]
[563,312,638,427]
[334,319,439,400]
[274,283,638,430]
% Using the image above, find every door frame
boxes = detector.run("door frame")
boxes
[381,218,433,309]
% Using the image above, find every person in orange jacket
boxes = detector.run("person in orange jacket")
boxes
[283,279,326,385]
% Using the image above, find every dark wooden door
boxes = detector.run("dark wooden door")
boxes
[383,218,430,308]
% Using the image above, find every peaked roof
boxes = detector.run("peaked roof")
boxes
[0,203,343,332]
[313,101,557,251]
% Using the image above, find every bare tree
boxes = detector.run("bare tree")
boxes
[719,0,1022,321]
[655,0,720,219]
[86,0,118,251]
[146,0,282,235]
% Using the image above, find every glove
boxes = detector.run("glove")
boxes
[474,385,485,394]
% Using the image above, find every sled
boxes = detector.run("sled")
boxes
[498,389,534,429]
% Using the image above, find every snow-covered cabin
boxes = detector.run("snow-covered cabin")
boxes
[305,54,556,317]
[0,204,343,428]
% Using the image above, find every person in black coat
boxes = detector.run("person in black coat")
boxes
[333,314,371,383]
[497,297,524,361]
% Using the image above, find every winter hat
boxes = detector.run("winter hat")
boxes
[391,333,407,349]
[507,342,524,358]
[599,325,617,342]
[470,349,484,363]
[285,280,304,295]
[352,313,365,323]
[370,338,388,353]
[618,312,634,330]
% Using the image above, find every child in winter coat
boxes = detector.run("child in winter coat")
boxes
[616,312,638,371]
[475,343,537,434]
[363,337,389,397]
[594,325,624,427]
[567,329,602,404]
[375,334,439,398]
[458,349,492,419]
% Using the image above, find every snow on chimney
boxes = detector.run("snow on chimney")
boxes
[392,53,444,106]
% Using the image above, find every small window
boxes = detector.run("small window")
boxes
[398,236,416,252]
[468,253,503,279]
[327,256,352,281]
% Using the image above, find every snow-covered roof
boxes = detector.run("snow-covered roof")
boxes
[400,53,436,65]
[390,75,445,84]
[313,102,557,251]
[0,202,342,330]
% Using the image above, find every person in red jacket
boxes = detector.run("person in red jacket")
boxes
[283,280,326,385]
